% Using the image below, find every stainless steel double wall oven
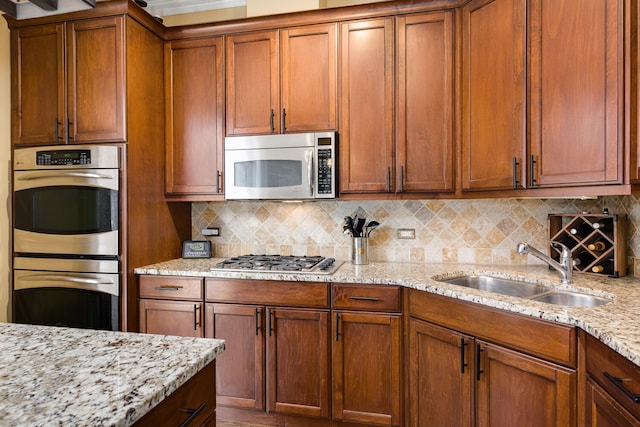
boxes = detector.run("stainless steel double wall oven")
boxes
[13,145,120,330]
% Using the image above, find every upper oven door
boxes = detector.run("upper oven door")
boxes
[225,146,315,200]
[14,169,119,256]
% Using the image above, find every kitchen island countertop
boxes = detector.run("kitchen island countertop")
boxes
[136,258,640,368]
[0,322,225,426]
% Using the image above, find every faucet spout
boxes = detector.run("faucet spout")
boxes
[517,241,573,284]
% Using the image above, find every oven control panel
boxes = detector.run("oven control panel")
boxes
[36,149,91,166]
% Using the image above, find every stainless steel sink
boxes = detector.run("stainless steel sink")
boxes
[437,275,610,307]
[440,275,550,298]
[529,291,609,307]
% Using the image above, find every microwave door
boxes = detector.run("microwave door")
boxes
[226,147,314,200]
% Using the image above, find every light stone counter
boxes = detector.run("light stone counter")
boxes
[136,258,640,368]
[0,322,225,426]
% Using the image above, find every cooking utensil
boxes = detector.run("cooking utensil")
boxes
[364,220,379,237]
[355,218,366,237]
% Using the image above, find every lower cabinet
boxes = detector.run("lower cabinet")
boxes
[204,278,332,420]
[408,288,577,427]
[584,331,640,426]
[138,275,204,337]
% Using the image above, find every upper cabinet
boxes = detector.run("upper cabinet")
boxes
[11,16,125,146]
[226,23,337,136]
[461,0,626,193]
[165,37,225,199]
[528,0,623,188]
[461,0,527,191]
[340,12,454,196]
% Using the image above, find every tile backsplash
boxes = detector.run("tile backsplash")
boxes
[192,195,640,276]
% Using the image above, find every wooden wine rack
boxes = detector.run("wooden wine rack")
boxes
[548,213,627,278]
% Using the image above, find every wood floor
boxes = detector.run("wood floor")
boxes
[217,421,270,427]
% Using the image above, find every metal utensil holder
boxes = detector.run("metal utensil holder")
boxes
[351,237,368,265]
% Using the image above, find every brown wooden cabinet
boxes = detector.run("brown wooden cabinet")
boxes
[408,289,577,426]
[205,278,331,420]
[529,0,623,188]
[461,0,626,193]
[340,13,454,196]
[584,331,640,426]
[164,36,224,199]
[339,17,394,194]
[226,23,337,136]
[11,16,125,146]
[396,11,455,194]
[460,0,527,191]
[138,275,204,338]
[332,284,403,426]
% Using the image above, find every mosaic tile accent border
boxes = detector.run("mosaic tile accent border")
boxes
[192,195,640,276]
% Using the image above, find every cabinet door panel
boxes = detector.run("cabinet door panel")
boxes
[396,12,454,192]
[139,300,202,338]
[529,0,622,186]
[267,308,330,418]
[586,380,640,427]
[67,16,125,143]
[339,18,394,193]
[206,304,264,410]
[408,319,473,427]
[281,23,337,132]
[461,0,527,190]
[476,340,575,427]
[333,311,402,426]
[12,24,65,146]
[165,37,224,196]
[226,31,279,135]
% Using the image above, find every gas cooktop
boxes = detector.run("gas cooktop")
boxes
[211,255,343,275]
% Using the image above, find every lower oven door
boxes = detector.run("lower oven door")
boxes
[13,257,120,331]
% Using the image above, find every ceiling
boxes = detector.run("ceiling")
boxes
[142,0,246,19]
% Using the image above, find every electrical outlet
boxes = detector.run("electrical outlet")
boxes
[397,228,415,239]
[202,227,220,237]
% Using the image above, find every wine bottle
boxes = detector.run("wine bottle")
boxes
[592,260,614,274]
[592,222,606,230]
[569,222,593,237]
[572,252,592,268]
[587,241,606,251]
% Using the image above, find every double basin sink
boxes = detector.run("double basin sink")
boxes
[438,275,609,307]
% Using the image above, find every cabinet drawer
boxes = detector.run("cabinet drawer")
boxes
[205,278,329,308]
[139,275,203,301]
[134,361,216,426]
[585,332,640,420]
[332,283,402,312]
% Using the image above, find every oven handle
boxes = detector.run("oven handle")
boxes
[308,150,314,197]
[17,273,119,296]
[17,172,116,181]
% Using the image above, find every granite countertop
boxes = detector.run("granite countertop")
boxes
[0,322,225,426]
[135,258,640,368]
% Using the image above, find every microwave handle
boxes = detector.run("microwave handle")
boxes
[308,150,314,197]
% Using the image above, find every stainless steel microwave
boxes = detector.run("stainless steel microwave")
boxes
[224,132,337,200]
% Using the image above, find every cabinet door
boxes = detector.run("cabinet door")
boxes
[280,23,337,132]
[266,308,330,418]
[408,318,473,427]
[339,18,395,194]
[226,30,279,135]
[586,380,640,427]
[476,340,576,427]
[66,16,125,143]
[205,303,264,410]
[11,23,65,146]
[460,0,527,191]
[333,311,402,426]
[165,37,224,197]
[529,0,622,187]
[139,300,203,338]
[396,12,454,193]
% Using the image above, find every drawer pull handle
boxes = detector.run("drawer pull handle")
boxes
[476,344,484,381]
[460,338,468,374]
[155,286,183,291]
[348,296,380,301]
[604,371,640,403]
[179,402,206,427]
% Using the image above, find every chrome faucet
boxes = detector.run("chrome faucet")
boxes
[517,241,573,284]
